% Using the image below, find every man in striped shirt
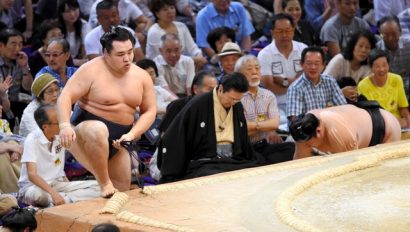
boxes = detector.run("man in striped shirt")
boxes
[237,55,294,164]
[286,46,346,122]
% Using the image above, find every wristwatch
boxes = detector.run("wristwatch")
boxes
[282,77,289,87]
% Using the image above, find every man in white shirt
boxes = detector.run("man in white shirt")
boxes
[154,33,195,97]
[257,13,307,130]
[18,105,100,207]
[88,0,150,29]
[84,0,144,61]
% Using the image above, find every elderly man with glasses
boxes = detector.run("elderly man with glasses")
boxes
[35,38,77,88]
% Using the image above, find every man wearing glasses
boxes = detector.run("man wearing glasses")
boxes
[286,46,346,122]
[257,13,307,131]
[289,104,401,159]
[35,38,77,88]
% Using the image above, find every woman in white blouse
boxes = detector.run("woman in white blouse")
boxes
[146,0,207,70]
[323,30,376,102]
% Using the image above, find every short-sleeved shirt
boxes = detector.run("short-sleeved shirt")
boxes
[241,87,279,143]
[257,40,307,105]
[146,22,201,59]
[320,14,370,52]
[286,73,347,117]
[18,129,66,192]
[154,86,176,114]
[35,66,78,88]
[88,0,143,28]
[84,25,141,56]
[358,72,409,118]
[196,2,255,49]
[376,37,410,98]
[154,54,195,95]
[323,53,371,83]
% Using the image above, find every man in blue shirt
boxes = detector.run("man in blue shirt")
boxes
[196,0,254,59]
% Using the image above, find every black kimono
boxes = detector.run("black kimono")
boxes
[158,91,260,183]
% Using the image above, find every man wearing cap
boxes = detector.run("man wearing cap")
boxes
[20,73,59,137]
[217,42,242,81]
[257,14,307,130]
[289,104,401,159]
[57,26,156,197]
[153,33,195,97]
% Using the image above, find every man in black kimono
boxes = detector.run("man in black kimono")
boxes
[158,73,261,183]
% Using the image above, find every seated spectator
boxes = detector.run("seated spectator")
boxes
[286,46,346,121]
[320,0,369,58]
[374,0,410,23]
[398,8,410,38]
[20,73,59,137]
[136,59,177,116]
[196,0,255,58]
[18,104,100,207]
[28,20,73,78]
[323,30,376,102]
[257,13,307,130]
[157,73,261,183]
[157,70,218,134]
[84,0,144,61]
[206,26,236,64]
[0,0,19,29]
[0,207,37,231]
[358,49,410,128]
[0,28,33,123]
[283,0,320,46]
[289,104,401,159]
[0,141,23,194]
[88,0,152,47]
[377,16,410,100]
[216,42,243,80]
[146,0,207,70]
[153,33,195,97]
[304,0,338,33]
[35,38,78,88]
[236,55,295,164]
[57,0,91,67]
[149,70,217,180]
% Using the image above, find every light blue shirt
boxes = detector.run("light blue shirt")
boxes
[35,66,78,89]
[196,2,254,49]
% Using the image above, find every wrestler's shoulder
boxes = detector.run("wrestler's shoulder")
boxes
[129,64,151,79]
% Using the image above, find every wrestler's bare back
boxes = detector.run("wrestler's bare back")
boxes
[64,57,152,125]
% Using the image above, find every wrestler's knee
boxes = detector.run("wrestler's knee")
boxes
[77,120,109,142]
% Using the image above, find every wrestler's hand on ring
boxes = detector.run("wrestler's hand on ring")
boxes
[59,127,76,148]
